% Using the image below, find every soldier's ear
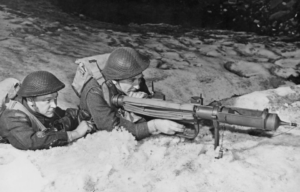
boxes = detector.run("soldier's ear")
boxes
[26,97,34,102]
[26,97,36,107]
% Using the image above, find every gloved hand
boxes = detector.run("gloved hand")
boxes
[147,119,185,135]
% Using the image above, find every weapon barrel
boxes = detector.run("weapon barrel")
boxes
[218,112,279,131]
[194,105,282,131]
[113,95,196,112]
[112,95,290,131]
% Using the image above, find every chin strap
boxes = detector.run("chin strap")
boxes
[27,98,41,114]
[32,103,40,113]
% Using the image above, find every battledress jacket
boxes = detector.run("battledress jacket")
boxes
[0,97,78,150]
[79,78,151,140]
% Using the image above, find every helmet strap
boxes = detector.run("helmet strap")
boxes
[32,101,40,114]
[27,97,41,114]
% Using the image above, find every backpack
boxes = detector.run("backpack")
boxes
[72,53,118,107]
[0,78,20,113]
[0,78,20,143]
[72,53,110,96]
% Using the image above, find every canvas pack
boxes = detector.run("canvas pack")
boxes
[72,53,110,97]
[0,78,20,111]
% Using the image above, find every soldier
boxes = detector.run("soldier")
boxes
[79,47,185,140]
[0,71,92,150]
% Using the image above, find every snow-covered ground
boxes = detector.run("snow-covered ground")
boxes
[0,1,300,192]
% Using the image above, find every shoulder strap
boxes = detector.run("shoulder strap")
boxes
[85,59,119,107]
[88,59,106,86]
[72,62,93,97]
[5,101,47,131]
[101,82,111,107]
[101,80,119,107]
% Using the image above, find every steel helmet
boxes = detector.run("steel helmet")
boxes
[17,71,65,97]
[102,47,149,80]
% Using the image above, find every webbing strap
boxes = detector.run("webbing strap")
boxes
[88,60,106,86]
[6,101,47,131]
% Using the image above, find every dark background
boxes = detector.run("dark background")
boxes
[49,0,300,37]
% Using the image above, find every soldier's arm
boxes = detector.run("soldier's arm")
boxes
[0,110,69,150]
[86,87,151,140]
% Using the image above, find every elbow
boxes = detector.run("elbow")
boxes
[95,118,119,132]
[8,136,41,150]
[10,141,34,150]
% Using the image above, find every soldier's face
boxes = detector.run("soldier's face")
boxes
[117,74,143,95]
[29,92,58,117]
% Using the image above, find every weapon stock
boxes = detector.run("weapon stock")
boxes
[111,94,297,150]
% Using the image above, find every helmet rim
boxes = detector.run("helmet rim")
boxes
[17,71,65,97]
[102,47,149,81]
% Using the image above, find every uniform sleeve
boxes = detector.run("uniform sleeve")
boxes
[52,108,80,132]
[0,109,69,150]
[86,87,151,140]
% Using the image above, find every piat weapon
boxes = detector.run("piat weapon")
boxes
[110,93,297,155]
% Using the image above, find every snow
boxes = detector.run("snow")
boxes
[0,1,300,192]
[0,145,46,192]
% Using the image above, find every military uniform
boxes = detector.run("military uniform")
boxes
[79,47,153,140]
[0,97,80,150]
[0,71,88,150]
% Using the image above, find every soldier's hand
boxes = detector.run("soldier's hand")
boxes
[67,121,92,141]
[148,119,185,135]
[128,91,148,98]
[65,108,92,123]
[78,109,92,121]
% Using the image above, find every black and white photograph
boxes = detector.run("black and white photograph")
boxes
[0,0,299,191]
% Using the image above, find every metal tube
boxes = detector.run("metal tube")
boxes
[114,95,196,111]
[194,106,281,131]
[213,121,219,149]
[113,95,285,131]
[218,113,266,129]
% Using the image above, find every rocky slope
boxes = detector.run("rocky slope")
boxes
[0,0,299,107]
